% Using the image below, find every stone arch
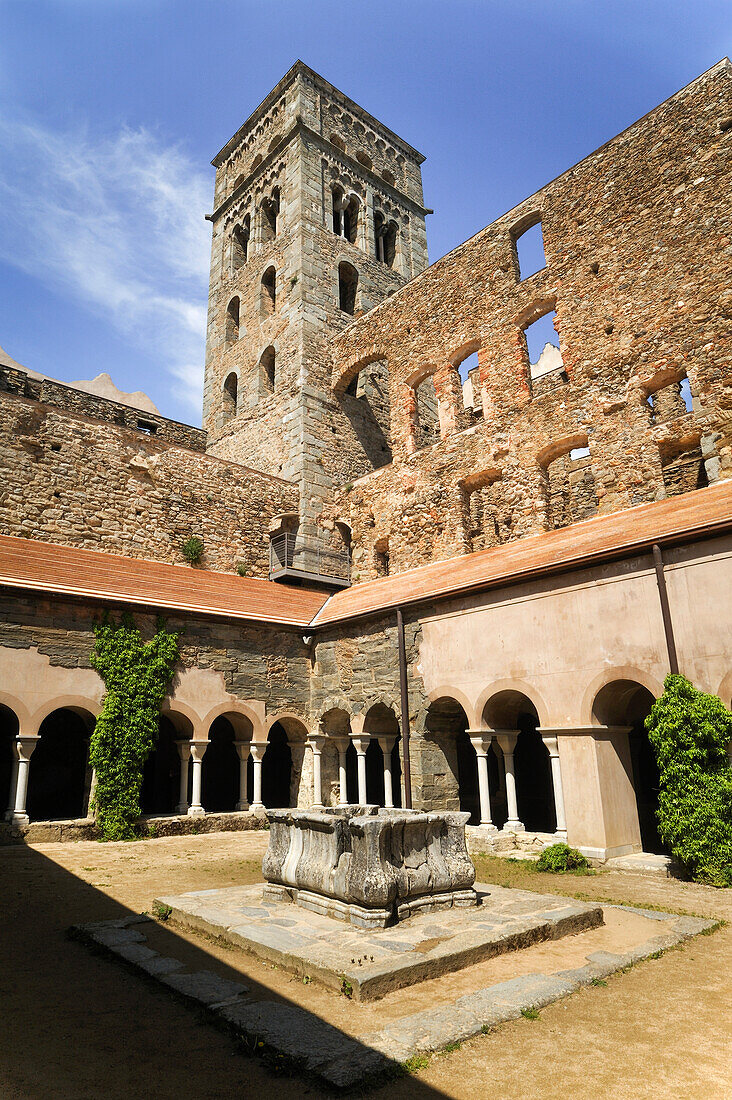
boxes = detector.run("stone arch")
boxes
[202,700,264,737]
[590,676,662,853]
[581,667,663,728]
[202,708,254,814]
[361,701,401,807]
[0,692,31,731]
[161,699,201,735]
[422,695,480,820]
[481,688,554,832]
[334,348,390,396]
[30,695,102,730]
[425,684,478,729]
[476,680,550,730]
[263,715,309,809]
[141,713,185,816]
[27,704,97,822]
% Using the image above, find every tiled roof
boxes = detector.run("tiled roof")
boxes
[0,537,329,628]
[313,480,732,626]
[0,482,730,630]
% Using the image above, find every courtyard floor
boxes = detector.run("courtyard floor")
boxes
[1,831,729,1099]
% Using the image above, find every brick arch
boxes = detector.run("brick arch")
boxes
[448,338,481,369]
[333,349,390,396]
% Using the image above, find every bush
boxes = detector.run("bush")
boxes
[89,614,180,841]
[536,842,589,873]
[236,562,248,576]
[645,674,732,887]
[181,536,204,565]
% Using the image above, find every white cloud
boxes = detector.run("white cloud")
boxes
[0,117,212,414]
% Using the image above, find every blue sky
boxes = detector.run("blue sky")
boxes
[0,0,729,425]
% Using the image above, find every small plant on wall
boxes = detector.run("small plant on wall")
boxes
[89,613,180,841]
[646,674,732,886]
[181,535,204,565]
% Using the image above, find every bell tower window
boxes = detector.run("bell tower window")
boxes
[338,262,358,315]
[225,296,240,348]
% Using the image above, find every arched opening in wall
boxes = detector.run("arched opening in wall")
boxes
[456,350,482,417]
[200,718,239,812]
[231,216,250,272]
[408,373,440,451]
[222,372,238,421]
[261,267,276,316]
[374,537,390,577]
[521,306,565,394]
[593,680,661,853]
[251,154,263,173]
[423,696,477,819]
[356,150,372,170]
[511,216,546,281]
[483,690,554,833]
[332,191,359,245]
[542,441,598,530]
[382,169,395,186]
[374,212,398,267]
[0,703,18,815]
[338,262,358,315]
[345,740,358,803]
[645,373,693,425]
[261,188,279,241]
[461,470,510,552]
[225,296,240,348]
[259,346,276,395]
[330,134,346,152]
[363,703,401,807]
[141,716,182,816]
[26,708,93,821]
[320,707,351,806]
[339,357,392,471]
[262,722,292,808]
[659,437,709,498]
[268,135,281,155]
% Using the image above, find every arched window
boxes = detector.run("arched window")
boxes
[338,262,358,315]
[330,134,346,152]
[374,213,397,266]
[268,135,281,154]
[259,346,275,394]
[231,216,250,272]
[332,189,358,244]
[356,151,372,170]
[251,153,262,172]
[511,214,546,281]
[261,267,276,316]
[222,372,238,421]
[261,188,279,242]
[225,296,240,348]
[374,537,390,577]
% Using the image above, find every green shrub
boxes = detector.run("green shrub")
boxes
[89,613,180,841]
[181,535,204,564]
[645,674,732,887]
[236,562,248,576]
[536,842,589,873]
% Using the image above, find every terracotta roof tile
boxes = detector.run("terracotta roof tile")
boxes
[0,537,328,628]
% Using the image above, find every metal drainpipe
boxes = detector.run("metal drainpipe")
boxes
[652,543,680,675]
[396,606,413,809]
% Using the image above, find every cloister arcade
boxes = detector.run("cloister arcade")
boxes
[0,671,678,858]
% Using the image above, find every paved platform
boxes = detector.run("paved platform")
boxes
[153,881,603,1000]
[73,898,717,1090]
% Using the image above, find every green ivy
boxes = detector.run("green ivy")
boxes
[645,674,732,887]
[89,613,180,841]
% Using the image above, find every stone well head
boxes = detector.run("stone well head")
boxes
[262,805,478,929]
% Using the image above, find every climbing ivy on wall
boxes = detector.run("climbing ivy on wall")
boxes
[89,613,180,841]
[645,674,732,887]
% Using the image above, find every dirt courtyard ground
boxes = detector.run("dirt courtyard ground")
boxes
[1,830,730,1100]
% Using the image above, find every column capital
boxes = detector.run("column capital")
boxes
[351,735,371,755]
[494,730,519,753]
[13,735,40,762]
[466,730,493,754]
[234,740,251,760]
[308,734,326,754]
[175,739,191,760]
[189,739,209,763]
[376,734,397,754]
[249,741,268,763]
[331,735,350,754]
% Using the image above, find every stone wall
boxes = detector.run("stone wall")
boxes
[0,389,298,574]
[325,61,732,579]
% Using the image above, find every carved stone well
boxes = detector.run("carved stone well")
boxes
[262,805,479,928]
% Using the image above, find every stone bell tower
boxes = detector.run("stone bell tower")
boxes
[202,61,429,543]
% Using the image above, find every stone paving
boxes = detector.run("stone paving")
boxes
[73,894,717,1091]
[152,881,603,1000]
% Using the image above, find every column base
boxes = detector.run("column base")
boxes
[504,819,525,832]
[187,805,205,817]
[250,802,265,813]
[554,829,568,841]
[478,821,498,831]
[6,812,29,826]
[235,800,250,812]
[175,802,189,815]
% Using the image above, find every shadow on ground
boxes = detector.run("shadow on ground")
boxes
[1,841,447,1100]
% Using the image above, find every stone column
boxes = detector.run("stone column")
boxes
[540,734,567,839]
[249,742,267,812]
[334,737,349,804]
[6,736,40,825]
[351,736,370,805]
[377,736,396,808]
[495,731,524,831]
[175,740,191,815]
[235,741,250,812]
[468,731,497,830]
[187,740,208,817]
[308,735,325,808]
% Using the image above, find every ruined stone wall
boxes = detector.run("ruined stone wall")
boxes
[326,61,732,580]
[0,390,298,574]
